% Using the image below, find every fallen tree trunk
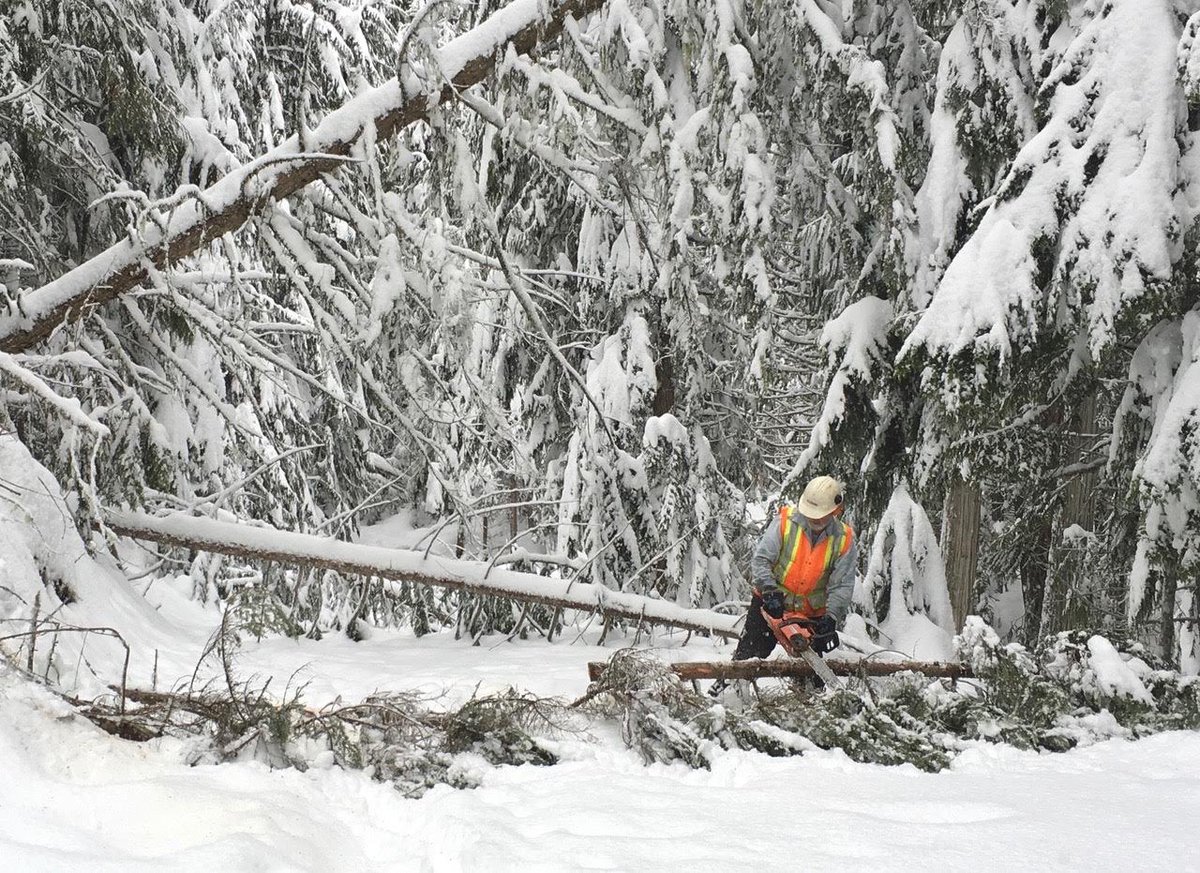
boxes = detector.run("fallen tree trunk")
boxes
[586,658,975,682]
[0,0,607,354]
[106,511,742,640]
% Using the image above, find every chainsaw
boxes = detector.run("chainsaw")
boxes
[762,610,843,690]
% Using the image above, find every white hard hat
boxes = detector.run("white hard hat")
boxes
[797,475,844,519]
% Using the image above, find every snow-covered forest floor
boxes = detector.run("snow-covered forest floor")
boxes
[3,457,1199,872]
[4,617,1199,873]
[6,0,1200,868]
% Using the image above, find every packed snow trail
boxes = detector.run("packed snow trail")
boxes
[3,659,1199,873]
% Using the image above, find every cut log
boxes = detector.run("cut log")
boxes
[0,0,608,353]
[106,510,742,640]
[586,658,974,683]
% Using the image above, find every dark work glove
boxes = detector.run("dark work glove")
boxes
[761,590,785,619]
[812,615,838,655]
[811,630,839,655]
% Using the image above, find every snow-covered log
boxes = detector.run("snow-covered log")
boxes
[0,0,607,354]
[105,511,741,639]
[586,658,974,682]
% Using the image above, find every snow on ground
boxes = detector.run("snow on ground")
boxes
[3,633,1199,873]
[3,496,1198,872]
[0,665,412,872]
[133,550,735,708]
[408,732,1200,873]
[236,626,727,707]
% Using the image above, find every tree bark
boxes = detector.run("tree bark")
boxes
[1020,518,1053,644]
[0,0,608,354]
[1061,390,1098,531]
[1042,388,1099,636]
[1161,562,1179,662]
[105,510,741,640]
[1176,579,1199,673]
[943,474,981,630]
[586,658,974,682]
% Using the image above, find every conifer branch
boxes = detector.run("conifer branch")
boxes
[0,0,609,354]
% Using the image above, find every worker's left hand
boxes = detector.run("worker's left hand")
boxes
[812,615,838,655]
[812,630,839,655]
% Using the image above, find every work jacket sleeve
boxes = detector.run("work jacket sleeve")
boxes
[750,515,784,595]
[824,534,858,625]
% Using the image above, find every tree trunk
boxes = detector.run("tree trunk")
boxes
[0,0,609,354]
[586,658,973,682]
[105,510,741,640]
[653,348,675,416]
[1042,388,1099,636]
[1177,578,1199,674]
[509,477,519,544]
[943,475,981,630]
[1061,390,1098,530]
[1020,518,1053,644]
[1161,563,1178,663]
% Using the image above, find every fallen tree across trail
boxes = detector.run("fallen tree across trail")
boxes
[0,0,608,353]
[586,657,975,683]
[106,511,742,640]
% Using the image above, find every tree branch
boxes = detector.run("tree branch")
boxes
[0,0,609,354]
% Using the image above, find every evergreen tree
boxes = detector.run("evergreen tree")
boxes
[900,0,1198,663]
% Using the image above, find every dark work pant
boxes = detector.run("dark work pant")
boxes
[732,592,778,660]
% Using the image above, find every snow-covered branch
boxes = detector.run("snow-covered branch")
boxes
[105,510,741,639]
[0,0,608,354]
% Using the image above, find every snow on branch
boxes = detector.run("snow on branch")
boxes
[0,0,608,355]
[105,510,742,639]
[1122,310,1200,672]
[785,296,892,487]
[857,485,956,660]
[902,0,1186,365]
[794,0,899,172]
[0,352,110,436]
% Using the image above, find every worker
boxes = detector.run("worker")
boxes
[711,474,857,695]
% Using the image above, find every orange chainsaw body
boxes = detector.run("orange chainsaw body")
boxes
[762,610,819,658]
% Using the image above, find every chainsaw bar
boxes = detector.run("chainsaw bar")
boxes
[797,647,843,690]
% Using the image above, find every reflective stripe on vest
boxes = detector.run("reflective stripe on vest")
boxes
[770,506,852,615]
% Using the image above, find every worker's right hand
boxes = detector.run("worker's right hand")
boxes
[761,590,785,619]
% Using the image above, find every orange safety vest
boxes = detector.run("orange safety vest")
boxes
[770,505,853,615]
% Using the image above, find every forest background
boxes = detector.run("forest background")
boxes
[1,0,1198,673]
